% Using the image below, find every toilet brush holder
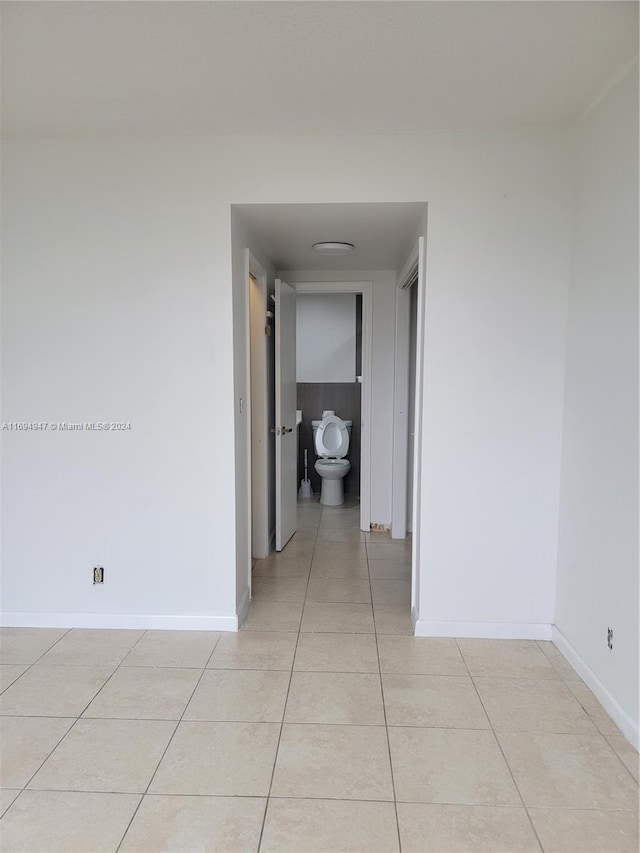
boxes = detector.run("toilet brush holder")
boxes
[298,448,313,498]
[298,478,313,498]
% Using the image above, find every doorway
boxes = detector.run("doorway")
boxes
[233,202,427,629]
[294,281,373,535]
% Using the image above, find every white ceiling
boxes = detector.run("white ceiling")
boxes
[1,1,637,137]
[235,202,426,270]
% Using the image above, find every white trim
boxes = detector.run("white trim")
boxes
[245,250,270,592]
[236,587,251,630]
[414,620,553,640]
[391,279,411,540]
[0,611,240,631]
[294,281,373,533]
[410,236,427,625]
[552,626,639,750]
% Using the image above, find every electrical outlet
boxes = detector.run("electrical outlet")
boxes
[93,566,104,585]
[607,627,613,650]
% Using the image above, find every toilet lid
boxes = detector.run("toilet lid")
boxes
[314,415,349,458]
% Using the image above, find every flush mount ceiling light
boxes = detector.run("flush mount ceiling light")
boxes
[312,241,355,255]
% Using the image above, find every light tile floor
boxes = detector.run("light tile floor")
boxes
[0,497,638,852]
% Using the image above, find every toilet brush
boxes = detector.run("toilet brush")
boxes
[299,449,313,498]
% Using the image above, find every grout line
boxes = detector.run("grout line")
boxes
[113,633,223,852]
[257,498,321,852]
[367,531,404,852]
[456,638,546,853]
[6,786,640,810]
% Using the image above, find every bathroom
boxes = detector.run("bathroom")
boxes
[296,292,363,508]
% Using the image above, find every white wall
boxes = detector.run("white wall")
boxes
[1,141,238,629]
[555,66,639,743]
[296,293,356,383]
[2,129,573,636]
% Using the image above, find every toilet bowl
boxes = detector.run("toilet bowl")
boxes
[312,414,352,506]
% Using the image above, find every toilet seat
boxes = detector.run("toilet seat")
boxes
[314,414,350,458]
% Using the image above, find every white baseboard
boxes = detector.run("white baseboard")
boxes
[552,626,639,750]
[413,620,553,640]
[0,611,240,632]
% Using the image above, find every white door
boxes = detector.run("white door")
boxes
[275,279,297,550]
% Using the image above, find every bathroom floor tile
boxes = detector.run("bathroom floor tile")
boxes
[457,639,559,679]
[528,807,639,852]
[0,790,140,852]
[378,636,466,675]
[149,721,280,796]
[242,601,303,632]
[208,631,298,670]
[272,723,394,801]
[39,629,144,666]
[285,671,385,725]
[397,803,540,852]
[389,727,520,805]
[0,716,75,788]
[29,718,176,793]
[474,677,596,733]
[261,798,400,853]
[0,628,68,665]
[83,666,201,720]
[301,602,374,633]
[121,630,220,668]
[294,632,379,672]
[497,731,639,809]
[306,578,372,604]
[120,795,266,853]
[382,674,490,728]
[0,664,115,717]
[184,669,289,722]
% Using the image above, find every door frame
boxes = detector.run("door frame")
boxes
[391,237,427,627]
[295,281,373,533]
[244,250,270,589]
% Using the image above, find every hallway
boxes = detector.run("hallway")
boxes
[248,496,412,635]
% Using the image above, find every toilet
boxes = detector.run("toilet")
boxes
[312,411,352,506]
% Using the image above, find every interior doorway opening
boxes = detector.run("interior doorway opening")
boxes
[234,202,427,631]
